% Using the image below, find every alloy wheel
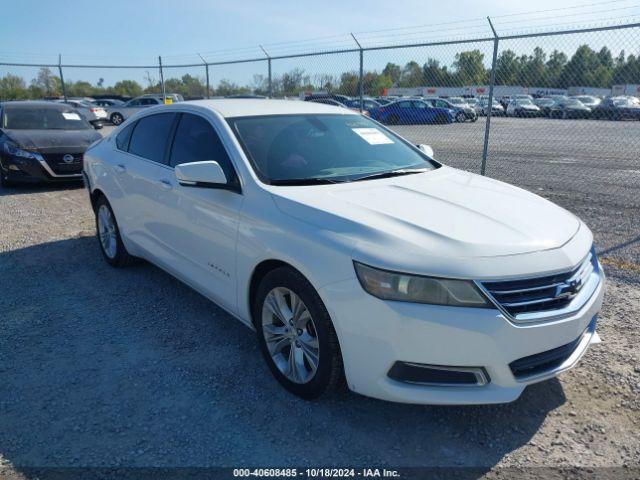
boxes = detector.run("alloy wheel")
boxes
[97,204,117,259]
[261,287,320,384]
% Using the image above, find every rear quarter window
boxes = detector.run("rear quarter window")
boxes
[115,122,136,151]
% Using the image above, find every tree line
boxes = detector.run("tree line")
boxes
[1,44,639,101]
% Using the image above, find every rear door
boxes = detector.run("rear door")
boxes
[116,112,179,259]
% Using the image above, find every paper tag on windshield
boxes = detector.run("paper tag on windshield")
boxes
[62,112,81,120]
[352,128,394,145]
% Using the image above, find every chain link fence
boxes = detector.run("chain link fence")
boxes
[1,21,639,267]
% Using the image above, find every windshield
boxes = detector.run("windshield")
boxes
[229,114,436,184]
[448,98,465,104]
[564,99,583,106]
[2,105,92,130]
[516,99,533,105]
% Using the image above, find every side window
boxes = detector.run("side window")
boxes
[115,121,136,151]
[398,101,412,109]
[128,113,176,163]
[169,113,235,181]
[128,99,141,106]
[413,101,427,109]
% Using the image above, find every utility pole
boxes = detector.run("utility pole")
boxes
[198,53,210,98]
[481,17,499,176]
[158,55,166,101]
[259,45,272,98]
[351,33,364,113]
[58,54,67,101]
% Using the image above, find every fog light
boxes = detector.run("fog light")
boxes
[388,361,489,386]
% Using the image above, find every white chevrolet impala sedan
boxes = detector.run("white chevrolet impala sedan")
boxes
[83,99,604,404]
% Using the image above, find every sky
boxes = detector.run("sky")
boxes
[1,0,639,87]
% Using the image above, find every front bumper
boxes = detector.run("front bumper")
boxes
[1,154,83,183]
[320,270,604,405]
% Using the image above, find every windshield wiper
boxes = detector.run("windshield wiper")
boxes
[269,177,343,186]
[349,168,430,182]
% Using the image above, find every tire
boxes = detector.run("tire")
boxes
[386,114,400,125]
[95,195,136,267]
[253,267,344,399]
[455,112,466,123]
[0,170,15,188]
[110,113,124,126]
[470,115,478,122]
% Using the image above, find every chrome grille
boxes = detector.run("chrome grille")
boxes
[481,249,598,319]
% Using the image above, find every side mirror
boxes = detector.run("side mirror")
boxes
[93,123,103,130]
[417,144,434,157]
[175,161,228,188]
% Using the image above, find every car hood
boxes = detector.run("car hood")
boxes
[3,129,101,152]
[270,166,581,267]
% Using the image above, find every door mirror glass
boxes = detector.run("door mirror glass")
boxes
[93,122,103,130]
[417,144,434,157]
[175,160,227,187]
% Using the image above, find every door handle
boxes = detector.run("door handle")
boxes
[159,179,172,190]
[114,164,126,173]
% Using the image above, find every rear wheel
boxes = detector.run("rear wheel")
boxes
[110,113,124,125]
[254,267,344,399]
[95,196,136,267]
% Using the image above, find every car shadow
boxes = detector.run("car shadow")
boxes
[0,236,565,475]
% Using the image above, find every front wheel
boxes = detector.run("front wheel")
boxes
[455,112,466,123]
[254,267,344,399]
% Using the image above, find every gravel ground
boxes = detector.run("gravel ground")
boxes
[0,118,638,478]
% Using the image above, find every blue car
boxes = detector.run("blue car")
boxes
[372,99,456,125]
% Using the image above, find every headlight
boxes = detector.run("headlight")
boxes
[3,143,40,160]
[354,262,491,308]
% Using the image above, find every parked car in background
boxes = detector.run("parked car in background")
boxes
[308,98,369,116]
[465,97,479,109]
[59,99,107,128]
[374,99,455,124]
[478,98,505,116]
[591,96,640,120]
[425,98,477,122]
[92,98,125,107]
[344,98,381,115]
[84,99,604,404]
[571,95,601,109]
[374,97,396,105]
[303,93,352,105]
[0,101,101,186]
[506,98,542,117]
[534,97,556,116]
[106,93,183,125]
[548,98,591,119]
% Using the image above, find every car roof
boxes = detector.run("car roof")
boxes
[0,100,75,110]
[183,99,356,118]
